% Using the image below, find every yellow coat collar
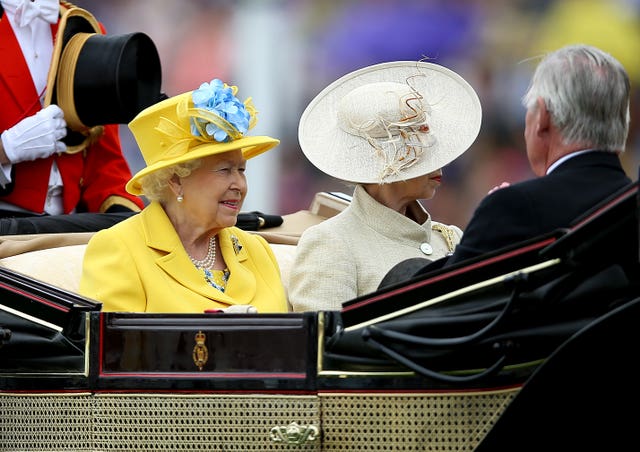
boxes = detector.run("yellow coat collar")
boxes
[139,202,256,306]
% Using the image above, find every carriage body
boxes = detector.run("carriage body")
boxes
[0,183,638,450]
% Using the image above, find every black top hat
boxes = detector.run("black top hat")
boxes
[44,7,163,153]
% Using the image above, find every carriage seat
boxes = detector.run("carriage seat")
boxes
[0,240,297,297]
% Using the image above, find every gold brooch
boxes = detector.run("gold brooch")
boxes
[231,235,243,254]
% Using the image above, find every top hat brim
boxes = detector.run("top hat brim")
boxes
[44,7,101,116]
[44,7,163,154]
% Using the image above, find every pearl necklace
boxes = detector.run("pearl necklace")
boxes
[189,236,216,270]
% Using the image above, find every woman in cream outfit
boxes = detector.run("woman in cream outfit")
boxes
[289,61,482,311]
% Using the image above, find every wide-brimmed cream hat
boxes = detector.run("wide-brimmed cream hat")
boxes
[126,79,279,195]
[298,61,482,184]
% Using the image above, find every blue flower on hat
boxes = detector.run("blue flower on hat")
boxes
[191,79,252,142]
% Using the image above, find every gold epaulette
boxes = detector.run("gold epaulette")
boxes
[99,195,142,213]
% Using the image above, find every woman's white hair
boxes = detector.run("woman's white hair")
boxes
[138,159,202,201]
[521,44,630,152]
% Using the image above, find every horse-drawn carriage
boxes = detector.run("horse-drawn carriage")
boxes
[0,181,638,450]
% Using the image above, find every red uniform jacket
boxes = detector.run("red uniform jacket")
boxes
[0,7,144,214]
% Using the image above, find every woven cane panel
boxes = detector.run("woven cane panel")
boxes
[0,390,518,450]
[318,389,519,451]
[0,393,93,451]
[91,394,321,450]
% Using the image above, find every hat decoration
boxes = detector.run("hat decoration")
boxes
[338,79,437,181]
[191,79,256,141]
[298,61,482,185]
[126,79,279,196]
[154,79,257,161]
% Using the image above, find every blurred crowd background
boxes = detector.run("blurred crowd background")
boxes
[73,0,640,228]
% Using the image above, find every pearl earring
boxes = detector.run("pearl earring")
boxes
[177,195,184,203]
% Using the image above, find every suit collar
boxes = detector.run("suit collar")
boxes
[547,149,600,174]
[549,150,623,175]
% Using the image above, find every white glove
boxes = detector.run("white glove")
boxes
[205,304,258,314]
[1,105,67,163]
[222,304,258,314]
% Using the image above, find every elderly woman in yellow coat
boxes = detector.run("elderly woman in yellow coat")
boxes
[79,79,288,313]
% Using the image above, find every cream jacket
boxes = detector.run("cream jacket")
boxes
[79,202,288,313]
[288,185,462,312]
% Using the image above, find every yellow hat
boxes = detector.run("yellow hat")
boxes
[126,79,279,195]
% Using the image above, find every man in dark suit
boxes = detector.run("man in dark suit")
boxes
[381,44,633,284]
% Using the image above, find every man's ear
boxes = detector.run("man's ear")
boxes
[536,97,551,137]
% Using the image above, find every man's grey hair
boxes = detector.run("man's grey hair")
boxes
[521,44,630,152]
